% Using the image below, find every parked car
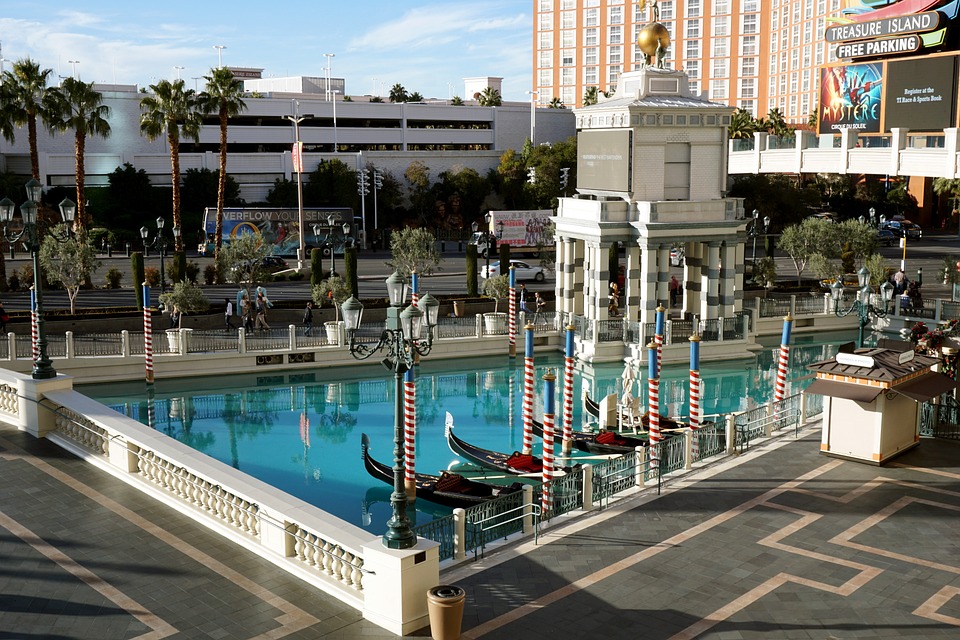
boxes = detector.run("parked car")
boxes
[480,260,547,281]
[670,246,685,266]
[880,220,922,239]
[877,228,897,247]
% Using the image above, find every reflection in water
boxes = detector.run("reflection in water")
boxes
[84,336,847,535]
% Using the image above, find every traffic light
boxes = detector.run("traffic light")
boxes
[560,167,570,189]
[357,169,370,196]
[373,169,383,190]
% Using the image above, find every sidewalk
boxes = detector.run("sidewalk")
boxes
[3,415,959,638]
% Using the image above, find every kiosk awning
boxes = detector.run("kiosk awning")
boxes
[804,379,883,403]
[893,373,959,403]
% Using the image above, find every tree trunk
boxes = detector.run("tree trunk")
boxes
[168,130,184,252]
[75,130,87,230]
[215,106,228,262]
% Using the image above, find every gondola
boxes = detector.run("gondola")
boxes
[584,392,686,432]
[529,418,647,455]
[361,434,523,509]
[445,425,577,476]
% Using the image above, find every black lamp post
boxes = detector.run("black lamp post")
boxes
[748,209,770,263]
[313,217,351,277]
[831,267,894,348]
[140,217,179,291]
[0,180,76,379]
[341,272,439,549]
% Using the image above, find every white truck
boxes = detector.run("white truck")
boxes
[468,209,554,258]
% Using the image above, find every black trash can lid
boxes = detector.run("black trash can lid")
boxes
[429,585,464,599]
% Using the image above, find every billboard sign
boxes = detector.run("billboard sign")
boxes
[883,55,959,130]
[818,62,884,134]
[827,1,959,61]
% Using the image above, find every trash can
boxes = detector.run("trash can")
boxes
[452,300,465,317]
[426,584,466,640]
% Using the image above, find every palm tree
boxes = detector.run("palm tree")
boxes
[582,86,600,106]
[765,108,791,138]
[728,107,757,140]
[2,58,54,181]
[477,87,502,107]
[450,95,464,106]
[389,83,408,103]
[408,91,424,102]
[548,97,565,109]
[45,78,111,229]
[197,68,247,261]
[139,79,202,252]
[807,108,819,131]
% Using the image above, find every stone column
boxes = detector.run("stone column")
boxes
[656,244,670,309]
[701,241,721,320]
[719,241,738,318]
[733,238,746,313]
[638,241,659,327]
[683,241,702,319]
[625,243,642,321]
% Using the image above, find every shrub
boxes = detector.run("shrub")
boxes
[203,263,218,285]
[105,267,123,289]
[131,251,145,309]
[185,261,200,283]
[144,266,161,287]
[288,271,304,281]
[8,273,19,291]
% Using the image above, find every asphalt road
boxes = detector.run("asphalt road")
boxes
[1,233,956,312]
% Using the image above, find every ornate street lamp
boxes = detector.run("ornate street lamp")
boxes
[313,217,351,277]
[0,180,76,379]
[341,272,439,549]
[831,267,894,348]
[140,217,180,291]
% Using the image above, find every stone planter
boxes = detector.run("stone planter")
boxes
[483,312,506,334]
[165,329,180,351]
[324,321,341,343]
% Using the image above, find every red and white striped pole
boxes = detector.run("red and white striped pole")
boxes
[774,314,793,403]
[30,286,39,363]
[541,370,556,513]
[647,340,660,469]
[403,366,417,501]
[655,304,666,371]
[522,323,535,454]
[143,282,154,384]
[508,266,517,358]
[561,324,575,455]
[410,270,419,307]
[688,334,701,461]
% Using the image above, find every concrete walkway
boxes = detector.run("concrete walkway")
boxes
[2,419,959,639]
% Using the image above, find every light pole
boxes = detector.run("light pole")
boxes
[324,53,335,101]
[213,44,226,68]
[0,180,75,379]
[831,267,894,348]
[284,102,313,270]
[476,212,493,275]
[174,66,184,80]
[869,207,877,227]
[526,89,539,145]
[341,273,439,549]
[68,60,79,78]
[140,217,180,292]
[332,90,339,152]
[313,216,350,277]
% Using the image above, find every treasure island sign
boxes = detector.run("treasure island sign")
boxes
[819,0,960,135]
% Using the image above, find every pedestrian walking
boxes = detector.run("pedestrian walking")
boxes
[169,305,180,329]
[255,294,270,331]
[303,301,314,336]
[224,298,234,330]
[669,275,681,306]
[518,283,530,313]
[534,291,546,323]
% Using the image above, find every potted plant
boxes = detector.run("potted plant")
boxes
[313,275,351,342]
[482,274,510,333]
[159,280,210,350]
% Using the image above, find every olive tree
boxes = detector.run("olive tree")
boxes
[39,225,100,314]
[385,227,443,276]
[159,280,209,328]
[216,233,271,301]
[777,218,836,284]
[313,275,351,322]
[482,274,510,313]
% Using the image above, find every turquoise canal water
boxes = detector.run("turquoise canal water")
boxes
[80,332,849,535]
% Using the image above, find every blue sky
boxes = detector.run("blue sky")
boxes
[0,1,533,100]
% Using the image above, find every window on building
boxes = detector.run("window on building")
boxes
[685,40,700,59]
[742,35,757,56]
[539,51,553,68]
[539,70,552,87]
[713,0,729,14]
[585,8,598,27]
[742,14,757,33]
[561,30,575,47]
[561,86,575,105]
[561,10,576,29]
[710,79,728,100]
[685,60,700,80]
[743,0,759,11]
[560,0,575,8]
[711,59,728,77]
[561,68,575,85]
[660,1,674,20]
[687,0,701,17]
[584,67,598,84]
[539,33,553,50]
[562,49,575,65]
[539,13,553,30]
[608,46,622,64]
[538,0,553,11]
[609,25,622,44]
[686,19,701,39]
[739,99,756,112]
[689,81,700,95]
[801,69,810,92]
[585,28,598,46]
[585,48,598,65]
[713,16,729,36]
[609,5,623,24]
[609,65,621,86]
[741,57,756,76]
[713,38,728,57]
[805,0,814,19]
[790,73,798,94]
[740,78,756,98]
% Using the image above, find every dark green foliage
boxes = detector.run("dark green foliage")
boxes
[180,167,243,233]
[168,251,187,283]
[105,267,122,289]
[131,252,145,309]
[185,261,200,283]
[310,248,324,287]
[344,246,358,297]
[498,243,510,271]
[203,263,217,285]
[466,244,478,297]
[841,242,855,274]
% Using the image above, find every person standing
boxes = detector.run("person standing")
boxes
[534,291,546,322]
[224,298,234,330]
[669,275,681,306]
[303,301,314,336]
[518,283,530,313]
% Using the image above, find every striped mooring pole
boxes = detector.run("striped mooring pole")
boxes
[508,266,517,358]
[522,323,535,454]
[30,286,38,363]
[688,333,701,461]
[143,283,154,384]
[774,314,793,404]
[655,303,666,371]
[561,324,575,456]
[403,366,417,501]
[410,270,419,307]
[541,370,556,513]
[647,340,660,468]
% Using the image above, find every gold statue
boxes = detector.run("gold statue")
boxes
[637,0,669,68]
